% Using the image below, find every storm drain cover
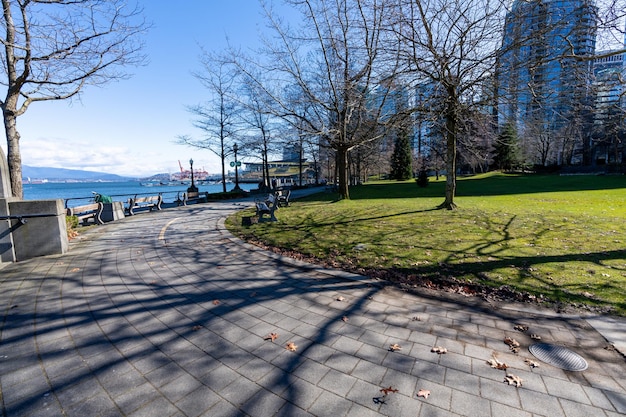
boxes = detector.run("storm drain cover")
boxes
[529,343,588,371]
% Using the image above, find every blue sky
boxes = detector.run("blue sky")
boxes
[3,1,278,178]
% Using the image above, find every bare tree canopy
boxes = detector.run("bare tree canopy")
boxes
[1,0,149,198]
[179,51,241,192]
[390,0,507,208]
[229,0,402,199]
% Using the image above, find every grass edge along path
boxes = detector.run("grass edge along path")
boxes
[226,173,626,316]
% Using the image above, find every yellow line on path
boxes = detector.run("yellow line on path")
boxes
[159,218,179,241]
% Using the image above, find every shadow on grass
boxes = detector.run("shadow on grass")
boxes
[303,173,626,201]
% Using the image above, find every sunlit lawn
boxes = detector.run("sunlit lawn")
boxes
[226,172,626,315]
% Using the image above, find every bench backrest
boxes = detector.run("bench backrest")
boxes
[67,203,102,216]
[134,196,160,204]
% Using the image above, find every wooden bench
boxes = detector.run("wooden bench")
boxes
[66,203,104,225]
[255,193,278,222]
[179,191,208,206]
[127,195,162,215]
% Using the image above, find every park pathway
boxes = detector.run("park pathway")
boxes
[0,198,625,417]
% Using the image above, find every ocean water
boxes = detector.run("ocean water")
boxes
[22,181,256,207]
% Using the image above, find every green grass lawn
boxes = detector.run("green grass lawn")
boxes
[226,172,626,315]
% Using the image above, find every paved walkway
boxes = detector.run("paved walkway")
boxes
[0,197,625,417]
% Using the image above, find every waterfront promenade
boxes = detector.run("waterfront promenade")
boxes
[0,193,625,417]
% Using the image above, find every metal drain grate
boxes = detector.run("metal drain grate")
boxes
[529,343,588,371]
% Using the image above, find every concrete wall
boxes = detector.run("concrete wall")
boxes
[8,199,68,262]
[0,198,16,263]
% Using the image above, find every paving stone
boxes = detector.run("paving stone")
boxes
[490,401,533,417]
[351,359,389,385]
[174,386,221,417]
[604,389,626,414]
[325,351,360,373]
[450,390,491,417]
[309,390,353,417]
[480,376,522,408]
[581,385,616,411]
[559,398,612,417]
[240,387,287,417]
[346,402,386,417]
[292,358,331,385]
[127,396,180,417]
[318,369,358,397]
[280,376,324,409]
[543,374,591,404]
[518,388,566,417]
[381,368,418,398]
[160,372,202,403]
[345,378,385,412]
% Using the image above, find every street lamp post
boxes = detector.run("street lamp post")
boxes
[188,158,198,193]
[233,144,242,191]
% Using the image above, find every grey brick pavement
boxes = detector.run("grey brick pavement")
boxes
[0,199,624,417]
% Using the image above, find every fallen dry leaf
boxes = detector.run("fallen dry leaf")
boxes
[389,343,402,352]
[192,325,203,331]
[504,374,523,387]
[380,386,399,395]
[70,268,80,273]
[524,358,540,368]
[264,333,279,342]
[530,334,541,340]
[417,389,431,399]
[149,280,157,285]
[487,357,509,370]
[336,296,346,301]
[431,346,447,354]
[412,316,422,321]
[212,300,220,305]
[504,337,520,347]
[286,341,298,352]
[514,324,529,332]
[342,316,349,322]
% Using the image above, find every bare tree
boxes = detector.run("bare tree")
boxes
[179,52,241,192]
[392,0,506,209]
[0,0,148,198]
[231,0,402,199]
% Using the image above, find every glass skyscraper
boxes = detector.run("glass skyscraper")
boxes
[497,0,597,166]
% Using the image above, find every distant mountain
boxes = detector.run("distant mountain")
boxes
[22,165,136,181]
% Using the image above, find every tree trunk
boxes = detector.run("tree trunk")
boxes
[3,110,22,199]
[439,95,457,210]
[337,147,350,200]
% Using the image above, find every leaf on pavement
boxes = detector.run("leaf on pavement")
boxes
[524,358,540,368]
[380,386,399,395]
[192,325,203,331]
[530,334,541,340]
[514,324,529,332]
[342,316,349,322]
[212,300,220,305]
[487,357,508,370]
[264,332,279,342]
[417,389,431,399]
[504,337,520,348]
[431,346,447,354]
[336,296,346,301]
[286,341,298,352]
[504,374,523,387]
[389,343,402,352]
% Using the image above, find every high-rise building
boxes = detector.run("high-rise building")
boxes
[497,0,597,166]
[592,48,626,165]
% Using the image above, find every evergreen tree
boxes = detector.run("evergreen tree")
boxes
[494,123,521,171]
[390,128,413,180]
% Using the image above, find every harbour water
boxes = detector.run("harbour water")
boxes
[22,181,256,207]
